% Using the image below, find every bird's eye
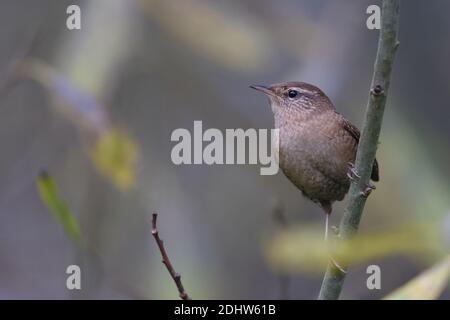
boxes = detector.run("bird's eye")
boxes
[288,90,299,98]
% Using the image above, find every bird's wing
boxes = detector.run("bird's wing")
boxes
[341,118,380,182]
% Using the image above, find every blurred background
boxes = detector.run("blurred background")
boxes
[0,0,449,299]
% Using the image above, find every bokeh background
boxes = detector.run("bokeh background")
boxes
[0,0,449,299]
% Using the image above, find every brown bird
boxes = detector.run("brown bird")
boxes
[250,81,379,239]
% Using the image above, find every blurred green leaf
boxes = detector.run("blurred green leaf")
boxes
[384,255,450,300]
[265,223,445,275]
[36,171,82,243]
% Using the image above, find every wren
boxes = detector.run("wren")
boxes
[250,82,379,238]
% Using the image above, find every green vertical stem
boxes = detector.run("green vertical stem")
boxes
[318,0,400,300]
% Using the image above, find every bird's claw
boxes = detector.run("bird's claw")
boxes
[347,162,361,181]
[360,182,376,198]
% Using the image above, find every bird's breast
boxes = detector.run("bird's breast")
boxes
[276,113,355,202]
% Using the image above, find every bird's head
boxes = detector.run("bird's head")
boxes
[250,81,334,118]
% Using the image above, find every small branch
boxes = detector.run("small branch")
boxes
[318,0,400,300]
[151,213,190,300]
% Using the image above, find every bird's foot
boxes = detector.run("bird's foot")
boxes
[346,162,361,181]
[360,182,376,198]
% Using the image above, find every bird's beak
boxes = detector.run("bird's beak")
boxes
[249,84,276,97]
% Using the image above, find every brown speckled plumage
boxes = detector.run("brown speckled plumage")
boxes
[251,81,379,215]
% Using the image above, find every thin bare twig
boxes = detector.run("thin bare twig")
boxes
[151,212,190,300]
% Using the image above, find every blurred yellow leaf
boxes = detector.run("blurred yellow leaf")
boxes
[17,59,139,190]
[139,0,274,72]
[384,255,450,300]
[265,227,329,273]
[36,171,81,243]
[91,128,138,190]
[265,223,445,275]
